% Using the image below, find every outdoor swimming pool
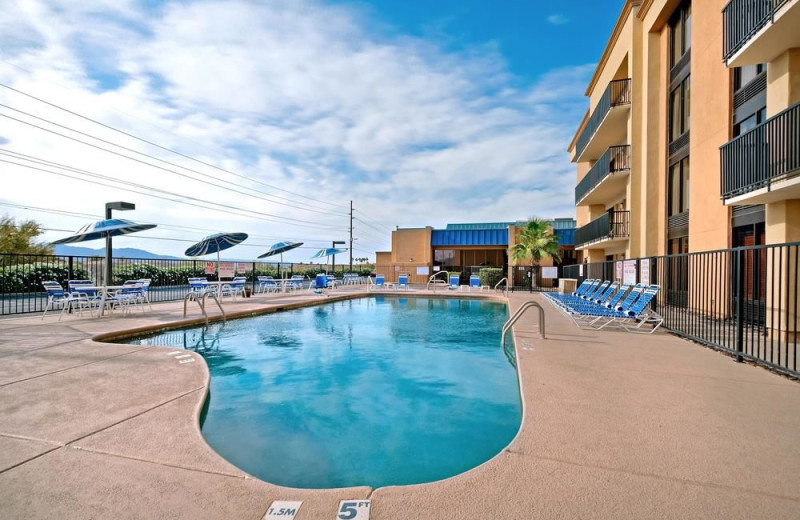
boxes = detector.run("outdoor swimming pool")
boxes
[122,296,521,488]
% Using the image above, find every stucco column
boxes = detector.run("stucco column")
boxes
[766,48,800,117]
[764,200,800,339]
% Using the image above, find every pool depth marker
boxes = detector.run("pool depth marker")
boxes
[336,500,370,520]
[263,500,302,519]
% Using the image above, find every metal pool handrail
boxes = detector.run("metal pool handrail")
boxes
[495,277,508,296]
[426,271,449,291]
[183,291,226,325]
[501,300,545,346]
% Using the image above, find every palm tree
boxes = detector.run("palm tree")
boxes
[509,219,561,291]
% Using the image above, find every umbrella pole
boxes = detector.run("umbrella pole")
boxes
[105,234,112,285]
[217,251,220,280]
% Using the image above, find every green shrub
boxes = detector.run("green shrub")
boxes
[478,267,504,288]
[0,262,89,293]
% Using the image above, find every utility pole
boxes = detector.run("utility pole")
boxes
[349,200,354,272]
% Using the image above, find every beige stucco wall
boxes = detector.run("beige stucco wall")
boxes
[391,227,432,265]
[686,0,731,253]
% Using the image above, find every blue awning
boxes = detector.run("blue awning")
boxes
[431,229,508,246]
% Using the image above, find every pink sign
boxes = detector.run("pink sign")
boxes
[615,261,623,281]
[218,262,235,278]
[204,262,215,275]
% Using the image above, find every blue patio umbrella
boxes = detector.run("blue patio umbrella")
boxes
[311,247,348,273]
[50,219,157,283]
[310,247,348,260]
[257,241,304,261]
[184,232,248,276]
[50,219,156,244]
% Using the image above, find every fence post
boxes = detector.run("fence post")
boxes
[68,256,74,281]
[252,262,256,294]
[735,248,745,363]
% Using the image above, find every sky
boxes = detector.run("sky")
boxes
[0,0,624,261]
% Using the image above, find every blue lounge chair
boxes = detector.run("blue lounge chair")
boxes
[221,277,247,299]
[370,274,385,291]
[592,285,663,333]
[396,274,411,291]
[257,276,279,293]
[448,274,460,290]
[468,275,486,291]
[41,281,69,319]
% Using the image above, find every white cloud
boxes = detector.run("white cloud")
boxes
[0,0,591,261]
[547,14,570,25]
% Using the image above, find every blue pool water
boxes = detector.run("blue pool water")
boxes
[123,297,520,488]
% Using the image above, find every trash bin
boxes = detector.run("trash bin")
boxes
[559,278,577,294]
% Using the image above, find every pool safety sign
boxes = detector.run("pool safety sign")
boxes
[541,266,558,279]
[264,501,302,519]
[623,260,637,285]
[336,500,371,519]
[204,261,215,275]
[218,262,235,278]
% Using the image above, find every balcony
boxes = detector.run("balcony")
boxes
[723,0,800,67]
[575,211,630,250]
[575,145,631,206]
[574,79,631,162]
[721,102,800,205]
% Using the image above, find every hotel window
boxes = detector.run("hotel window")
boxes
[668,157,690,216]
[434,249,455,266]
[670,2,691,67]
[670,77,690,141]
[732,63,767,137]
[734,64,764,91]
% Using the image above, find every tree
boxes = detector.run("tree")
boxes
[508,218,560,291]
[0,215,54,255]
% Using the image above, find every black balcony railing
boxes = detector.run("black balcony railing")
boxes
[723,0,792,61]
[575,79,632,159]
[720,102,800,200]
[575,145,631,204]
[575,210,630,248]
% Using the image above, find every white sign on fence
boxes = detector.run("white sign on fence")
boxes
[615,261,623,281]
[541,266,558,279]
[416,266,430,276]
[433,266,440,272]
[623,260,637,285]
[640,259,650,285]
[579,264,584,276]
[218,262,235,278]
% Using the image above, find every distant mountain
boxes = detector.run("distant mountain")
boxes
[53,245,181,260]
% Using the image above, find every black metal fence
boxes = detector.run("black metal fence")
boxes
[564,242,799,378]
[723,0,791,62]
[575,145,631,204]
[720,101,800,200]
[575,210,630,249]
[575,78,631,158]
[0,253,374,316]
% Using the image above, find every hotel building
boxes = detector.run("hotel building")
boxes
[569,0,800,262]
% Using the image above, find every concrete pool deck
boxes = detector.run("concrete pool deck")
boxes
[0,289,798,519]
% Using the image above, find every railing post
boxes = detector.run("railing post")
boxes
[252,261,257,294]
[735,248,745,363]
[68,256,74,281]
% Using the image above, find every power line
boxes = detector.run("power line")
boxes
[0,109,349,218]
[0,82,349,209]
[0,200,336,243]
[0,152,343,231]
[353,209,395,232]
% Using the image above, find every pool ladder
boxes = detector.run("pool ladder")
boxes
[494,277,508,297]
[501,300,545,347]
[426,271,449,292]
[183,291,226,325]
